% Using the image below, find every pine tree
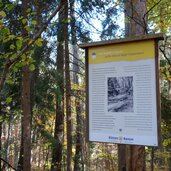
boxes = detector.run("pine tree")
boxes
[21,0,31,170]
[51,1,65,170]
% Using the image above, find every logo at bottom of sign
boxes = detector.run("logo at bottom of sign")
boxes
[109,136,134,143]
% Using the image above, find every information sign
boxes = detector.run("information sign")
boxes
[80,35,162,146]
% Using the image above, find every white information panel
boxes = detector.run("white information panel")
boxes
[88,40,159,146]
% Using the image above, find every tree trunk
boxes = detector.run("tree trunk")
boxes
[0,101,2,170]
[20,0,31,170]
[125,0,147,37]
[2,120,11,170]
[74,91,83,171]
[168,81,171,170]
[118,144,127,171]
[51,46,64,171]
[128,0,146,170]
[64,0,72,170]
[17,123,24,171]
[69,0,84,170]
[118,0,147,171]
[22,65,31,171]
[51,1,65,171]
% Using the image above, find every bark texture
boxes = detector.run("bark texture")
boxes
[51,1,65,170]
[70,0,84,169]
[51,4,64,169]
[125,0,147,37]
[0,102,2,170]
[22,65,31,171]
[20,0,31,170]
[63,0,72,170]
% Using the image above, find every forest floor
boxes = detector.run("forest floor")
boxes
[108,93,133,112]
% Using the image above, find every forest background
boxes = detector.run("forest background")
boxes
[0,0,171,170]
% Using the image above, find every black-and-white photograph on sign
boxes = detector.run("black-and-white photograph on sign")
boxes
[107,76,133,112]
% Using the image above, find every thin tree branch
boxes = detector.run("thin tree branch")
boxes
[70,70,84,76]
[0,157,17,171]
[144,0,162,18]
[12,3,63,65]
[0,3,63,93]
[69,60,85,70]
[143,0,163,34]
[74,10,102,35]
[124,2,147,34]
[0,59,11,97]
[124,0,164,35]
[69,52,85,66]
[147,12,171,22]
[159,36,171,66]
[160,47,171,66]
